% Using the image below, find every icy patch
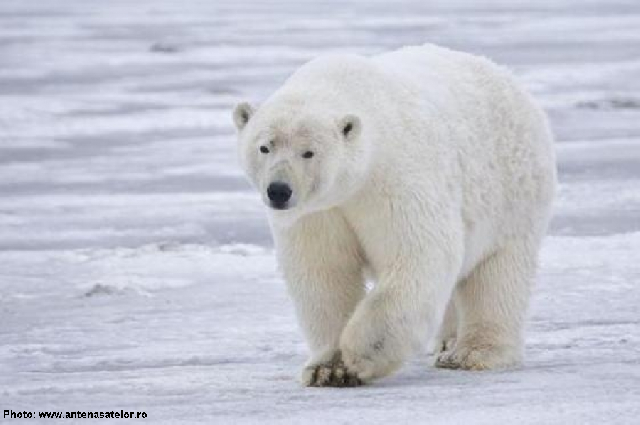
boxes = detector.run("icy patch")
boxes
[83,282,147,297]
[575,97,640,110]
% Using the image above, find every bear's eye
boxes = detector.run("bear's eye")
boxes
[302,151,314,159]
[259,146,270,154]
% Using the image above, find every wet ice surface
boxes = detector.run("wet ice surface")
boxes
[1,0,640,423]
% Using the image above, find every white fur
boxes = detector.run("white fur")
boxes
[234,44,556,385]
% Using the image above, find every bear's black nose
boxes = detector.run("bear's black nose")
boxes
[267,182,292,208]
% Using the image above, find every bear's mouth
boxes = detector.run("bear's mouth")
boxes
[269,200,290,210]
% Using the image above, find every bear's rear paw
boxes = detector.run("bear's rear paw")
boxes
[435,341,521,371]
[304,351,362,388]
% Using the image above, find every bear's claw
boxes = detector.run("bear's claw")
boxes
[308,351,362,387]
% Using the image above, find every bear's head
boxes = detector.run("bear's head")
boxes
[233,98,370,222]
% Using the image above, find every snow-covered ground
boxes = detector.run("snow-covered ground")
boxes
[1,0,639,423]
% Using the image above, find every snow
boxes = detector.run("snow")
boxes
[1,0,639,423]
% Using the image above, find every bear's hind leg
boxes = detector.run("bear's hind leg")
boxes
[436,238,538,370]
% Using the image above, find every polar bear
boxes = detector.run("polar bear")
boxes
[233,44,556,387]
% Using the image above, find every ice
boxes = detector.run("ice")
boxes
[1,0,639,423]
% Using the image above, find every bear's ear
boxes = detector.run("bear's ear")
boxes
[339,114,361,141]
[233,102,255,131]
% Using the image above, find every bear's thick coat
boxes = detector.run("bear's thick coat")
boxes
[233,44,556,387]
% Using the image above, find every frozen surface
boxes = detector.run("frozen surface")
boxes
[1,0,639,423]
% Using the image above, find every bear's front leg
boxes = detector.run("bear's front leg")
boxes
[273,211,366,387]
[338,244,461,383]
[285,258,365,387]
